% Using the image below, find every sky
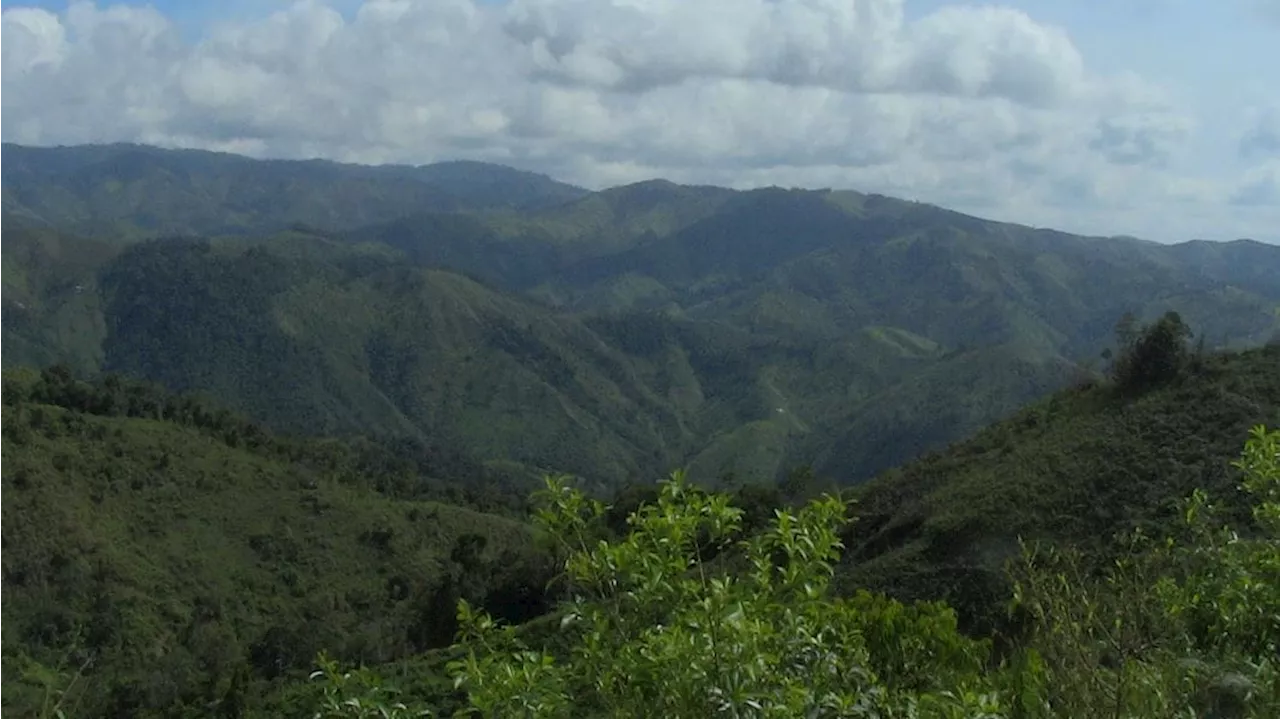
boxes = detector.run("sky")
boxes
[3,0,1278,243]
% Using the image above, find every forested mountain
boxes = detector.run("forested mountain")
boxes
[4,142,1280,489]
[0,143,586,240]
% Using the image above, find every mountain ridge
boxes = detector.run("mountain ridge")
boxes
[4,142,1280,488]
[1,142,588,240]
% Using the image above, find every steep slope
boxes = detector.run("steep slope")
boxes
[837,344,1280,631]
[549,188,1280,355]
[0,369,554,718]
[808,340,1083,482]
[90,236,707,485]
[538,188,1280,480]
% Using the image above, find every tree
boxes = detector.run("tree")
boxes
[447,472,1001,718]
[1109,311,1193,391]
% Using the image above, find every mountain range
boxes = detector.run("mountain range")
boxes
[4,141,1280,487]
[5,141,1280,718]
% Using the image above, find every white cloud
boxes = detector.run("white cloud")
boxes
[901,5,1085,106]
[0,0,1269,243]
[1,7,69,73]
[503,0,1089,107]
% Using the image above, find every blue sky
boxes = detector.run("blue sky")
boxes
[3,0,1278,242]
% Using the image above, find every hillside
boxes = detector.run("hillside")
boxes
[1,218,118,374]
[837,343,1280,632]
[4,142,1280,489]
[89,235,709,486]
[0,368,554,718]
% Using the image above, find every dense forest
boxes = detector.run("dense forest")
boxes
[3,143,1280,717]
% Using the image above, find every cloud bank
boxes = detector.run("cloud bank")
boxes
[2,0,1277,242]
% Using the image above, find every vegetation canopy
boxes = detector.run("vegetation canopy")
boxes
[296,426,1280,718]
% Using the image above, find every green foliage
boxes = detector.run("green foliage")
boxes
[1010,425,1280,718]
[448,473,999,717]
[303,654,435,719]
[316,428,1279,718]
[9,141,1280,719]
[0,375,554,718]
[0,221,115,374]
[67,236,702,486]
[14,402,1280,719]
[1158,426,1280,660]
[1108,311,1194,391]
[842,345,1280,633]
[7,647,95,719]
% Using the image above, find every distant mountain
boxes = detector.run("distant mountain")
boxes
[397,159,587,210]
[3,143,1280,487]
[0,143,587,240]
[342,180,737,293]
[90,234,703,486]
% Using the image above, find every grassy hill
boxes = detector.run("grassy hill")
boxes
[0,368,553,718]
[837,343,1280,632]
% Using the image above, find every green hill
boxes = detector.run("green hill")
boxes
[0,368,553,718]
[88,235,710,486]
[837,342,1280,632]
[1,219,118,374]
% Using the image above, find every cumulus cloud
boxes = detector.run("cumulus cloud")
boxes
[503,0,1084,106]
[2,7,69,72]
[0,0,1268,242]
